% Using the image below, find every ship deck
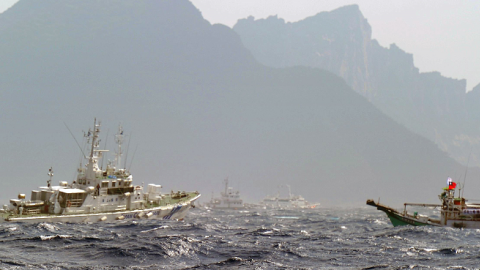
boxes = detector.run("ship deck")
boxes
[1,191,200,221]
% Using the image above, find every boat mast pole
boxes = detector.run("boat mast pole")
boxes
[90,118,96,160]
[86,118,100,182]
[224,178,228,195]
[461,151,471,198]
[286,184,292,199]
[100,129,109,170]
[115,124,124,170]
[47,167,54,190]
[124,132,131,170]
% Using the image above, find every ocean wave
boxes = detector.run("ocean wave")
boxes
[1,208,480,269]
[39,234,72,241]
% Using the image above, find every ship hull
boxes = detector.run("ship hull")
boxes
[444,219,480,229]
[367,199,441,227]
[2,195,200,223]
[385,211,430,227]
[384,212,480,229]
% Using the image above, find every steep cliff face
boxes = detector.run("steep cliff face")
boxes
[234,5,478,166]
[235,5,374,99]
[466,83,480,121]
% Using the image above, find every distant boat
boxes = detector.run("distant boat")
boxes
[261,184,318,209]
[0,119,200,223]
[206,178,244,209]
[367,177,480,229]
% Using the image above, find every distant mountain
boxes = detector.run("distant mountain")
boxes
[233,5,480,167]
[0,0,474,206]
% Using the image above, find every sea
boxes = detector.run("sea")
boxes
[1,206,479,269]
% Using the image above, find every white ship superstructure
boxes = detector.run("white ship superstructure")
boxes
[207,178,244,209]
[262,185,317,209]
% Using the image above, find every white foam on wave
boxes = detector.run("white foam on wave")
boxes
[140,225,170,233]
[374,219,387,225]
[300,230,310,236]
[274,216,299,219]
[40,234,72,241]
[37,222,59,232]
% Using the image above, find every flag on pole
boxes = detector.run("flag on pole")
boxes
[449,182,457,189]
[447,177,456,190]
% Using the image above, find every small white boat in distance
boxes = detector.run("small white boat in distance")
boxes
[0,119,200,223]
[262,185,318,209]
[206,178,244,209]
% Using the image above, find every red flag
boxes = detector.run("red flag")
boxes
[449,182,457,190]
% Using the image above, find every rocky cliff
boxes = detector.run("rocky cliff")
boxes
[234,5,479,166]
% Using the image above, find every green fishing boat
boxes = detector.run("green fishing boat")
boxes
[368,178,480,229]
[366,199,441,227]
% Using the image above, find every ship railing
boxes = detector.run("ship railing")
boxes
[404,203,441,208]
[441,208,477,221]
[68,198,84,207]
[24,208,41,215]
[402,203,442,215]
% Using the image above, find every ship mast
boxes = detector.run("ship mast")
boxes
[85,118,103,182]
[47,167,54,189]
[114,124,124,170]
[286,184,292,199]
[224,178,228,195]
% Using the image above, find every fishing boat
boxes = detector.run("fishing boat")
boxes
[367,178,480,228]
[366,200,442,227]
[0,119,200,223]
[261,184,318,209]
[206,178,244,209]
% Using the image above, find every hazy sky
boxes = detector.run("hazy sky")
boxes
[1,0,479,90]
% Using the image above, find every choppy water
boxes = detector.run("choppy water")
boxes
[1,207,480,269]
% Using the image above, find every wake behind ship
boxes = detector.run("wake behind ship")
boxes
[0,119,200,223]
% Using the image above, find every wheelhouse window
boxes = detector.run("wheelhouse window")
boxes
[58,190,87,208]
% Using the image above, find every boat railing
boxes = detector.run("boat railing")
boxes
[24,208,41,215]
[68,198,84,207]
[404,203,441,208]
[403,203,441,215]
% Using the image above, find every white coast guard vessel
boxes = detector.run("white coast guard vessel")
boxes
[0,119,200,223]
[262,185,318,209]
[206,178,244,209]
